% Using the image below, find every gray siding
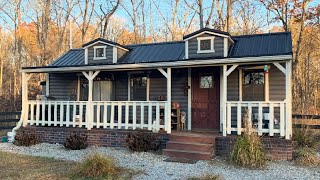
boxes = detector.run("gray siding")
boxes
[188,33,224,59]
[49,73,78,100]
[227,68,239,101]
[114,72,128,101]
[269,64,286,101]
[88,43,113,64]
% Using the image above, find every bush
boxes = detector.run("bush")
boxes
[13,130,38,146]
[78,153,119,178]
[230,111,266,168]
[293,125,319,149]
[188,174,222,180]
[64,132,88,150]
[126,129,160,152]
[294,147,319,166]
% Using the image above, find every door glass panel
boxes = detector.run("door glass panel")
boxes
[200,75,213,88]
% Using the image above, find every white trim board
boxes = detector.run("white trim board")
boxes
[184,31,234,43]
[82,40,129,52]
[22,55,292,73]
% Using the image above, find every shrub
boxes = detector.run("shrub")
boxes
[64,132,88,150]
[188,174,222,180]
[293,125,319,149]
[126,129,160,152]
[78,153,119,178]
[13,130,38,146]
[294,147,319,166]
[230,111,266,168]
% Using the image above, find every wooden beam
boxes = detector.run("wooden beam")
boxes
[222,65,227,136]
[285,61,292,139]
[273,62,286,74]
[226,64,238,76]
[91,71,100,80]
[82,71,90,80]
[157,68,168,78]
[187,68,192,130]
[167,68,172,133]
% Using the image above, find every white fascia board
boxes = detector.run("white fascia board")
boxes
[22,55,292,73]
[184,31,234,43]
[82,40,129,51]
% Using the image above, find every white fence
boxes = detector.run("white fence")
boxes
[25,100,168,131]
[226,101,288,137]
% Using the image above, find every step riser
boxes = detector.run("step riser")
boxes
[169,135,215,144]
[163,150,212,160]
[166,142,213,152]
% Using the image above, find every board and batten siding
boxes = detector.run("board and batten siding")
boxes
[117,48,127,61]
[188,33,224,59]
[48,73,78,100]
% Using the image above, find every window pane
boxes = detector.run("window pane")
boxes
[96,48,104,57]
[243,70,265,101]
[200,39,211,50]
[131,76,147,101]
[200,76,213,88]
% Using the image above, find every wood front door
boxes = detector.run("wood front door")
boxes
[192,67,220,130]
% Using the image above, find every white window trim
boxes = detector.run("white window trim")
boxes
[93,46,107,60]
[197,36,215,53]
[239,65,270,102]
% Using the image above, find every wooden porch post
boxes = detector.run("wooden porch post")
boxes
[187,68,192,130]
[167,68,172,133]
[222,65,227,136]
[22,72,32,127]
[82,71,100,130]
[285,61,292,139]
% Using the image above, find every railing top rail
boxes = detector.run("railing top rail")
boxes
[226,101,286,104]
[27,100,168,103]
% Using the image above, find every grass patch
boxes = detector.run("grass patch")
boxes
[0,151,139,180]
[294,147,319,167]
[188,174,222,180]
[293,126,319,149]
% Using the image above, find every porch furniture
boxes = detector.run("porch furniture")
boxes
[160,106,181,130]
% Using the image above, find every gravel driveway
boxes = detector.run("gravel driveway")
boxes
[0,143,319,180]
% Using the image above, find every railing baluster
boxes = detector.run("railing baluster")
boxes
[269,103,274,136]
[133,102,136,130]
[248,103,252,128]
[258,103,263,136]
[280,102,285,137]
[54,102,57,126]
[156,103,160,131]
[237,102,241,135]
[140,102,144,129]
[48,101,51,126]
[125,102,129,129]
[164,103,168,131]
[72,102,76,127]
[148,102,152,130]
[79,102,83,127]
[60,102,64,127]
[227,103,231,134]
[110,102,114,129]
[36,101,40,125]
[103,102,108,128]
[66,102,70,127]
[96,103,100,128]
[30,101,35,125]
[118,102,122,129]
[41,101,45,126]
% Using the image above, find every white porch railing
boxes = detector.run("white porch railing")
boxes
[225,101,287,137]
[24,100,168,132]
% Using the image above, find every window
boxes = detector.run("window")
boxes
[197,36,215,53]
[130,76,147,101]
[200,75,213,88]
[242,70,265,101]
[93,46,107,60]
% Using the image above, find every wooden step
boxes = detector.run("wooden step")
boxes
[168,134,215,144]
[166,141,213,152]
[163,149,212,160]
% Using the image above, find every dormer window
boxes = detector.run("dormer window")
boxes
[197,36,215,53]
[93,46,107,60]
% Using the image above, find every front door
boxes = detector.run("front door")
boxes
[192,67,220,130]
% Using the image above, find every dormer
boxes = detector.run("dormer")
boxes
[82,38,129,65]
[183,28,234,59]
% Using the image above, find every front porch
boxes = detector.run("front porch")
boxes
[19,61,292,139]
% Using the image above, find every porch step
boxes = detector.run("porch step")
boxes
[163,132,218,161]
[163,149,212,160]
[168,133,215,144]
[166,141,214,152]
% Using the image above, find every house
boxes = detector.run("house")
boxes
[13,28,293,160]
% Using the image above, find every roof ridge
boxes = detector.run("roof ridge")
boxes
[126,41,184,47]
[232,31,291,38]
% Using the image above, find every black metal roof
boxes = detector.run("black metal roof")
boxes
[183,28,231,39]
[48,32,292,67]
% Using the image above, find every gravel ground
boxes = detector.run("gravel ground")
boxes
[0,143,319,180]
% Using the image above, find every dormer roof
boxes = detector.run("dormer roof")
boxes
[183,28,232,42]
[82,38,129,51]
